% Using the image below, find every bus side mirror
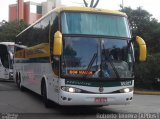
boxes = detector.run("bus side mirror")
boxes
[53,31,62,56]
[135,36,147,62]
[9,52,13,59]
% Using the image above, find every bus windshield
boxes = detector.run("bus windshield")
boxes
[61,12,131,38]
[62,37,134,79]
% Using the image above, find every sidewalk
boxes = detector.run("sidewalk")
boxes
[134,90,160,95]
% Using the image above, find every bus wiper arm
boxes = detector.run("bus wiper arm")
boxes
[87,53,97,70]
[84,53,98,78]
[102,45,120,79]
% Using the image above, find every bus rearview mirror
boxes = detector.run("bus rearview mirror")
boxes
[53,31,62,56]
[135,36,147,62]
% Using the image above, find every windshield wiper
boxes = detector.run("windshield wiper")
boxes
[84,45,98,78]
[83,53,98,78]
[102,44,120,79]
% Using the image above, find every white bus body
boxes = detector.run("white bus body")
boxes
[14,7,146,107]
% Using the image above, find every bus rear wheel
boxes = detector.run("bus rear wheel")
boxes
[16,74,21,88]
[16,73,25,91]
[42,82,51,108]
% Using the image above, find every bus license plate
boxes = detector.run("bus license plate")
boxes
[95,97,107,103]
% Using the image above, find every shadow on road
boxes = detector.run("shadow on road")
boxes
[0,78,14,82]
[0,79,17,91]
[52,106,117,115]
[0,82,118,118]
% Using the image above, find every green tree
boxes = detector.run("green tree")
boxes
[121,7,160,53]
[135,53,160,90]
[0,20,28,42]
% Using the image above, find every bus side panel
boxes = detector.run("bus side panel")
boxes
[14,61,59,103]
[47,74,60,103]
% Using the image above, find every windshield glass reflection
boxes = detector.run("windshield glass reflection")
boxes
[62,37,133,79]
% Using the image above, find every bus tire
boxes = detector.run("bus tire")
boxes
[41,81,51,108]
[16,73,25,91]
[16,73,20,88]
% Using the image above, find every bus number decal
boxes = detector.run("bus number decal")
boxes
[120,81,132,86]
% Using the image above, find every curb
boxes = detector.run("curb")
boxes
[134,91,160,95]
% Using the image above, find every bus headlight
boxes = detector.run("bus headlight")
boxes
[120,87,133,93]
[61,86,82,93]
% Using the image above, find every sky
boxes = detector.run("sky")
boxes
[0,0,160,22]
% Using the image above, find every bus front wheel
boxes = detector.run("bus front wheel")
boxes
[41,82,51,108]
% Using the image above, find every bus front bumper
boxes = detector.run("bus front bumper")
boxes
[58,91,133,106]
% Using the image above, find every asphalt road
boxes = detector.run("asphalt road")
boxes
[0,80,160,119]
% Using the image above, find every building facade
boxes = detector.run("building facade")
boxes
[9,0,63,24]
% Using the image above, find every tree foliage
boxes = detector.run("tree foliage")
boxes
[135,53,160,90]
[0,20,28,42]
[121,7,160,54]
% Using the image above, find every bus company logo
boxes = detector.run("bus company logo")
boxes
[99,86,104,93]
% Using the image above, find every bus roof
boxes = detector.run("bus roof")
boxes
[0,42,15,46]
[17,7,127,37]
[56,7,127,16]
